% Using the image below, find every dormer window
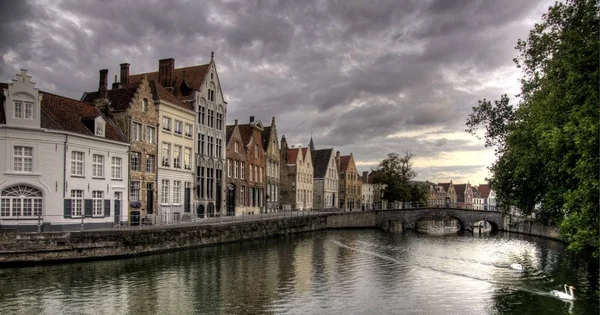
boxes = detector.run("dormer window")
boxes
[95,121,105,137]
[142,98,148,113]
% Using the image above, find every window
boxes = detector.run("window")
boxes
[70,189,84,217]
[259,167,262,183]
[175,120,183,135]
[14,101,22,118]
[234,160,239,178]
[132,122,142,141]
[71,151,84,176]
[131,152,140,171]
[216,139,222,159]
[208,89,215,102]
[142,98,149,113]
[199,107,206,125]
[241,162,245,180]
[250,164,254,182]
[92,191,103,216]
[185,124,193,138]
[162,117,172,132]
[145,126,155,144]
[130,181,140,202]
[162,143,171,167]
[92,154,104,178]
[111,157,122,179]
[13,146,33,172]
[173,145,182,168]
[240,186,245,206]
[199,135,205,155]
[161,180,170,204]
[254,145,259,158]
[173,181,181,204]
[208,110,214,128]
[25,102,32,119]
[1,186,42,218]
[234,142,239,153]
[95,121,105,136]
[184,148,192,170]
[216,112,223,130]
[208,136,214,157]
[146,155,155,173]
[228,159,232,177]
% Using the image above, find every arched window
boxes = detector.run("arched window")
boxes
[216,105,224,130]
[1,185,43,217]
[142,98,149,113]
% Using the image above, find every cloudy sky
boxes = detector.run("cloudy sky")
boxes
[1,0,554,184]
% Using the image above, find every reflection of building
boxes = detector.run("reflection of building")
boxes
[129,54,227,218]
[337,152,361,211]
[310,139,338,210]
[262,117,280,212]
[1,70,129,231]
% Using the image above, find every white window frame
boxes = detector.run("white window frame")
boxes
[71,151,84,176]
[71,189,83,217]
[130,181,140,202]
[234,142,239,153]
[1,186,43,218]
[174,120,183,135]
[14,101,23,118]
[162,143,171,167]
[145,126,155,144]
[146,154,155,172]
[184,148,192,170]
[13,146,33,173]
[92,190,103,216]
[111,157,122,179]
[241,162,245,180]
[92,154,104,178]
[131,152,140,171]
[95,121,105,137]
[173,145,182,169]
[132,122,142,142]
[173,181,181,204]
[161,180,170,204]
[162,117,172,132]
[185,124,193,138]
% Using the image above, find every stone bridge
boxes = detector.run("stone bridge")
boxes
[375,208,504,232]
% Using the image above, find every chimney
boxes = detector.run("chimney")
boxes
[98,69,108,99]
[158,58,175,89]
[234,119,238,125]
[112,75,120,90]
[250,116,255,123]
[362,171,369,182]
[120,63,130,85]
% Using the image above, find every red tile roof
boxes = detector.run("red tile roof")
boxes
[287,148,299,164]
[477,184,490,199]
[129,64,210,101]
[151,81,194,111]
[301,147,308,160]
[339,155,352,172]
[237,124,254,147]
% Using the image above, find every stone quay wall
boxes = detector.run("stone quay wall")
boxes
[0,210,563,266]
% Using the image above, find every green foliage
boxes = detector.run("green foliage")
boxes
[466,0,599,255]
[372,151,428,203]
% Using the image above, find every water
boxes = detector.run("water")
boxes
[0,230,597,314]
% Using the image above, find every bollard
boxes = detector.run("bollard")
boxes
[81,216,84,231]
[37,214,42,233]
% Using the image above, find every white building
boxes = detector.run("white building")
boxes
[1,70,129,231]
[361,181,373,211]
[310,142,339,210]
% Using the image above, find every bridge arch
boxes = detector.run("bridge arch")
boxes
[377,208,503,233]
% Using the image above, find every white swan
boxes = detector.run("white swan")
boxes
[551,285,576,300]
[509,263,524,271]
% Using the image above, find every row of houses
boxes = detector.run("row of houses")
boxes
[0,56,498,231]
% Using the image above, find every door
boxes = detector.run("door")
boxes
[114,192,122,223]
[147,183,154,214]
[227,184,236,216]
[184,187,191,213]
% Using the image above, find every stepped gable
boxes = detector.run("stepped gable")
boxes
[311,149,333,178]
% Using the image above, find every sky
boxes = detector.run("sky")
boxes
[1,0,555,185]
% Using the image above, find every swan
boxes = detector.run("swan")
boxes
[509,263,524,271]
[551,285,576,300]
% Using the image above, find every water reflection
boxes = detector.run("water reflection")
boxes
[0,230,597,315]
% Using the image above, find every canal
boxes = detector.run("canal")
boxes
[0,229,597,314]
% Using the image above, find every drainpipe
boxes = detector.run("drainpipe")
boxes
[63,134,68,198]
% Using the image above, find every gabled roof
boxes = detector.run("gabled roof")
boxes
[301,147,309,160]
[237,124,254,147]
[129,64,210,101]
[339,155,352,172]
[261,126,271,150]
[454,184,468,202]
[472,187,482,198]
[439,182,452,193]
[226,124,236,145]
[477,184,490,198]
[151,81,194,111]
[82,83,139,111]
[287,148,300,165]
[312,148,333,178]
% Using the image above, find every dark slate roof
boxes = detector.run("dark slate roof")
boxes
[311,148,333,178]
[339,155,351,172]
[0,83,7,124]
[237,124,254,147]
[226,124,235,144]
[261,126,271,150]
[439,183,452,193]
[472,187,482,198]
[82,83,139,111]
[454,184,467,202]
[129,64,210,101]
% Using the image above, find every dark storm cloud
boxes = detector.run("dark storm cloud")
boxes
[0,0,553,182]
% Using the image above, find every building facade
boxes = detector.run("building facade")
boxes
[238,117,266,214]
[225,121,248,216]
[280,138,313,210]
[262,117,280,212]
[1,70,129,231]
[129,55,227,217]
[361,172,373,211]
[337,152,361,211]
[439,181,457,207]
[83,68,159,223]
[454,183,473,209]
[310,139,338,210]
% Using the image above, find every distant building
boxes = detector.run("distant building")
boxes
[262,117,280,212]
[472,186,483,210]
[438,181,457,207]
[237,117,267,214]
[1,70,129,231]
[476,184,491,210]
[280,138,313,210]
[454,183,473,209]
[337,152,361,211]
[361,172,373,210]
[310,138,338,210]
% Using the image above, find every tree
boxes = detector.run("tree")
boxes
[466,0,599,254]
[372,151,427,204]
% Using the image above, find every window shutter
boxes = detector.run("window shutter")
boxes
[104,200,111,217]
[64,199,72,218]
[84,199,93,217]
